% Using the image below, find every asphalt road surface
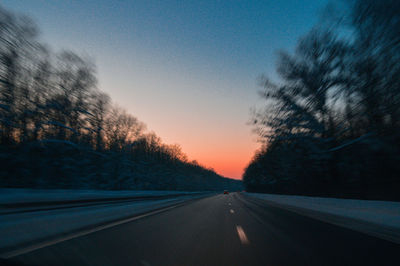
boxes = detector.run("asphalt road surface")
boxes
[5,193,400,266]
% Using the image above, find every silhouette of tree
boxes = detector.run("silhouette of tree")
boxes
[244,0,400,200]
[0,5,241,191]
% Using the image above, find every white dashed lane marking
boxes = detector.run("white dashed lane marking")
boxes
[236,225,250,245]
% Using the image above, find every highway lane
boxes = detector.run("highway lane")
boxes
[6,193,400,266]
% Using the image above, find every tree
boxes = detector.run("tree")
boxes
[244,0,400,200]
[0,4,241,192]
[104,106,145,151]
[0,6,39,144]
[89,92,110,150]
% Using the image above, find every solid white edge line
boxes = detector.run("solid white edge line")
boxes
[1,202,185,259]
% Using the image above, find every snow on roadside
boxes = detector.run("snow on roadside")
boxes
[0,188,204,205]
[245,193,400,229]
[0,194,207,254]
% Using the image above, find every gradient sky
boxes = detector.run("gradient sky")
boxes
[3,0,329,179]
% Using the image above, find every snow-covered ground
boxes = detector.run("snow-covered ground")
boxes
[245,193,400,243]
[0,189,211,256]
[0,188,204,205]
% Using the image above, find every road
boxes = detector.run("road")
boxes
[5,193,400,266]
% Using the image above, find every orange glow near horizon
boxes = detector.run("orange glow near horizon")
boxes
[156,126,260,180]
[192,147,257,180]
[199,156,250,180]
[2,0,330,183]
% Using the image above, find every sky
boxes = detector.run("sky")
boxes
[2,0,329,179]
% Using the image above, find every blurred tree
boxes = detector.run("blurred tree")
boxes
[89,92,110,151]
[0,6,39,144]
[0,4,242,191]
[244,0,400,200]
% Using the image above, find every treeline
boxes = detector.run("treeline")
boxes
[243,0,400,200]
[0,5,241,191]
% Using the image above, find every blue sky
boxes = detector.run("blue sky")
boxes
[2,0,330,178]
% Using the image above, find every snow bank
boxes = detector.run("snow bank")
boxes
[0,189,211,257]
[0,188,204,205]
[245,193,400,243]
